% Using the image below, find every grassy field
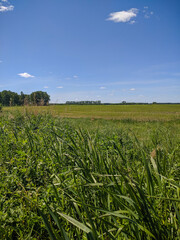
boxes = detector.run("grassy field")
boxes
[0,106,180,239]
[4,104,180,121]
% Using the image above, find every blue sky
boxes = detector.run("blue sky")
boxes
[0,0,180,103]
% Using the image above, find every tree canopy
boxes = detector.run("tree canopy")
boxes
[0,90,50,106]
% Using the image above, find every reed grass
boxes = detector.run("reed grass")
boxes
[0,111,179,239]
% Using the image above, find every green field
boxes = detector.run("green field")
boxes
[0,106,180,239]
[4,104,180,121]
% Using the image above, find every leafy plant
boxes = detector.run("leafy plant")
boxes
[0,111,179,239]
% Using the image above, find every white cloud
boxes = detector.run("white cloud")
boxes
[18,72,34,78]
[73,75,78,79]
[130,88,135,91]
[129,20,136,24]
[0,5,14,12]
[144,6,148,9]
[57,86,63,89]
[107,8,138,23]
[44,86,49,89]
[100,86,106,89]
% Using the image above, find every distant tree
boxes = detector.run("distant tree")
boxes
[30,91,50,106]
[0,90,50,106]
[0,90,20,106]
[42,91,50,105]
[24,95,31,105]
[65,100,101,105]
[19,91,25,105]
[11,92,20,106]
[1,90,11,106]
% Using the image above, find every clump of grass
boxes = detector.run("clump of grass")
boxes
[0,112,179,239]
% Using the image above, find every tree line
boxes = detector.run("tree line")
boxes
[66,101,101,105]
[0,90,50,106]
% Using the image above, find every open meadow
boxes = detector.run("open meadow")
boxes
[4,104,180,121]
[0,105,180,239]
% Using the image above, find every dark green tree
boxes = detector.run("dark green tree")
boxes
[30,91,50,106]
[0,90,50,106]
[1,90,11,106]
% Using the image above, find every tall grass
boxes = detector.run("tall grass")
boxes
[0,112,179,239]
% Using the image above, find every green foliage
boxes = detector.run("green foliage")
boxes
[0,90,50,106]
[0,90,20,106]
[0,112,179,239]
[30,91,50,106]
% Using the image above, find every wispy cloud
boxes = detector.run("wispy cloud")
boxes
[18,72,34,78]
[65,75,78,80]
[0,5,13,12]
[143,6,153,19]
[44,86,49,89]
[130,88,135,91]
[57,86,63,89]
[0,0,14,12]
[100,86,106,89]
[129,20,136,24]
[107,8,138,23]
